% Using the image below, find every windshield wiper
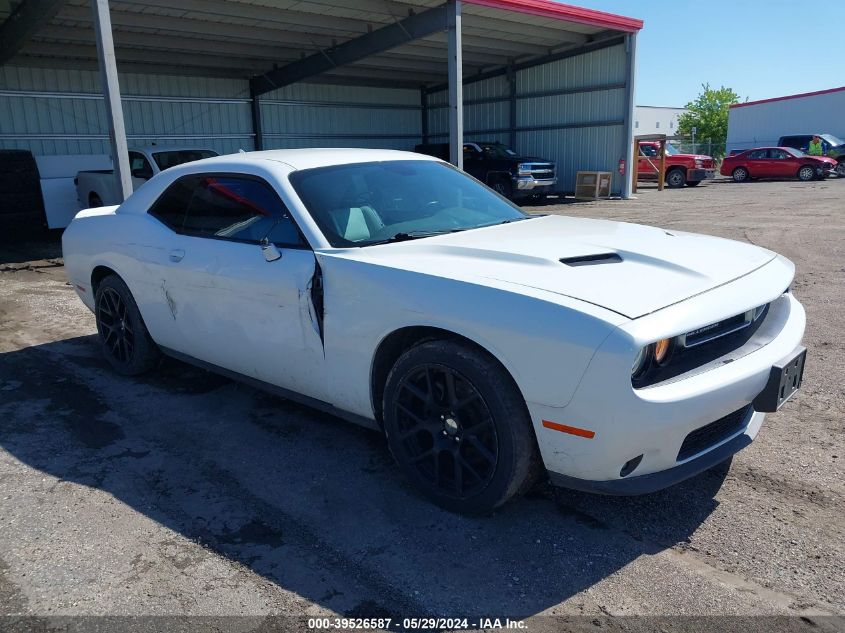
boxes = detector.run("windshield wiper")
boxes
[367,229,464,246]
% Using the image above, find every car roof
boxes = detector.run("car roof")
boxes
[186,148,442,171]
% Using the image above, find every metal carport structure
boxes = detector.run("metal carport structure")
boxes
[0,0,642,200]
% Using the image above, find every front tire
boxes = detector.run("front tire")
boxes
[732,167,749,183]
[382,340,539,515]
[95,274,160,376]
[665,168,686,188]
[797,165,815,182]
[836,162,845,178]
[490,177,513,199]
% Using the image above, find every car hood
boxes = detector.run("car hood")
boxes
[341,215,777,319]
[810,155,837,164]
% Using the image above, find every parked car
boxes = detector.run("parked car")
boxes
[62,149,806,514]
[777,133,845,177]
[720,147,837,182]
[414,141,556,199]
[75,146,218,208]
[637,141,716,188]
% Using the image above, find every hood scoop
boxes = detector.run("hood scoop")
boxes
[560,253,622,267]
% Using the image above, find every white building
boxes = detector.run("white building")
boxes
[634,106,687,138]
[726,86,845,153]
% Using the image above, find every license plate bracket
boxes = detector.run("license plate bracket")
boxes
[752,346,806,412]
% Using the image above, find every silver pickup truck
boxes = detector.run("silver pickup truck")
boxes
[75,146,218,208]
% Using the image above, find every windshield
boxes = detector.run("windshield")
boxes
[477,143,518,159]
[821,134,844,147]
[784,147,805,158]
[665,144,680,155]
[152,149,218,171]
[289,160,528,247]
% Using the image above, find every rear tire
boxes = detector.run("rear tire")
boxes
[94,274,160,376]
[732,167,749,183]
[797,165,815,182]
[666,168,686,188]
[382,340,540,515]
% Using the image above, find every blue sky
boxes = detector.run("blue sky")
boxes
[571,0,843,106]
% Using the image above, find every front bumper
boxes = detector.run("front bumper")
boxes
[528,259,805,493]
[549,413,757,495]
[515,176,557,191]
[688,168,716,181]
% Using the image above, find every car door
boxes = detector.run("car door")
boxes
[128,151,154,189]
[638,143,659,177]
[462,143,485,181]
[745,149,770,177]
[148,173,328,401]
[767,149,795,178]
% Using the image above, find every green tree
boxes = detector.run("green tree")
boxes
[677,84,741,158]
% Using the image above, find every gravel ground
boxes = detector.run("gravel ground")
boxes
[0,176,842,632]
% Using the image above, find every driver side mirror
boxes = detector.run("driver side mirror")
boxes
[260,238,282,262]
[131,168,153,180]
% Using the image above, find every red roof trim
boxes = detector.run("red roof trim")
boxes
[730,86,845,109]
[463,0,643,33]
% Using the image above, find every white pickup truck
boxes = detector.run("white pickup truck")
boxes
[75,146,218,208]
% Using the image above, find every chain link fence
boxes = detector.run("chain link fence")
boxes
[668,140,727,159]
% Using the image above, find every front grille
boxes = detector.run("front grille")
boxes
[677,405,752,462]
[524,163,555,178]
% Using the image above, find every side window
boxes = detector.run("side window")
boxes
[639,144,657,157]
[149,176,194,230]
[748,149,767,159]
[769,149,787,159]
[129,152,154,179]
[149,174,305,247]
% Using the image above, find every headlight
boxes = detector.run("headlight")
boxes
[632,345,651,378]
[517,163,531,176]
[694,159,704,168]
[653,337,674,365]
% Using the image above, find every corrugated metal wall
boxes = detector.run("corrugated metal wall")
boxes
[726,89,845,153]
[426,43,628,193]
[0,66,254,155]
[0,66,421,156]
[258,83,420,150]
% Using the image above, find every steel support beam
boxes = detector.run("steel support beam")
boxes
[91,0,132,202]
[446,0,463,169]
[0,0,66,65]
[249,81,264,151]
[424,36,625,95]
[621,32,637,199]
[421,89,429,145]
[507,64,516,148]
[251,4,447,96]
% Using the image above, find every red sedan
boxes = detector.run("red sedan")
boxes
[720,147,837,182]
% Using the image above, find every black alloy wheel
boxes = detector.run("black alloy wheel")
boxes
[97,286,134,364]
[94,274,160,375]
[392,363,498,499]
[383,340,539,514]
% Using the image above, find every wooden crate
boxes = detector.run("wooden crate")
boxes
[574,171,612,200]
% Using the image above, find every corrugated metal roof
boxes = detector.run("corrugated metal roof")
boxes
[3,0,640,87]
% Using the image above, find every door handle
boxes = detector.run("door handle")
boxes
[169,249,185,263]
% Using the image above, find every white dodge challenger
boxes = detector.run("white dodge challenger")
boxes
[62,149,807,514]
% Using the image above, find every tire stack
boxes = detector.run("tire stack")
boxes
[0,150,47,242]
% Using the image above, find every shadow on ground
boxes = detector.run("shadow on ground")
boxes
[0,336,730,617]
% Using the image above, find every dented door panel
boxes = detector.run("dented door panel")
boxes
[160,235,328,401]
